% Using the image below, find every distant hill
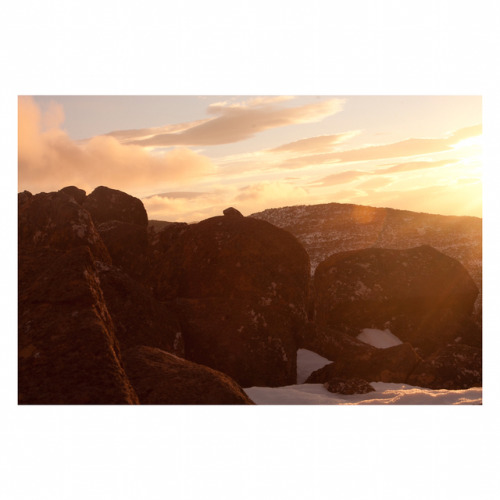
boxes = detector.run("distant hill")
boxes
[251,202,482,319]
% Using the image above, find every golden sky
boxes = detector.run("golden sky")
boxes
[18,95,481,221]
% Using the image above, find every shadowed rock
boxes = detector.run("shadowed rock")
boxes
[83,186,148,227]
[408,344,482,390]
[324,378,375,395]
[314,246,479,355]
[122,346,254,404]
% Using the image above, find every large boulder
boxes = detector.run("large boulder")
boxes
[96,220,149,279]
[175,298,296,387]
[19,190,138,404]
[19,247,138,404]
[83,186,148,227]
[408,344,482,390]
[97,264,184,357]
[314,245,479,355]
[122,346,254,404]
[152,211,310,386]
[18,189,110,262]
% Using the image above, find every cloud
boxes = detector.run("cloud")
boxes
[355,176,393,190]
[125,97,344,147]
[312,170,368,186]
[18,97,215,194]
[279,125,481,169]
[375,158,459,174]
[269,131,359,154]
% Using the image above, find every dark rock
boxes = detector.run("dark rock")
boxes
[97,220,149,278]
[306,342,421,384]
[151,215,310,386]
[59,186,86,205]
[314,246,479,355]
[223,207,243,218]
[122,346,254,405]
[408,344,482,389]
[18,190,110,262]
[324,378,375,395]
[18,190,32,208]
[175,297,297,387]
[97,265,184,357]
[19,247,138,404]
[18,190,138,404]
[83,186,148,227]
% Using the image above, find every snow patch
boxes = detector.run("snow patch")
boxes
[296,349,332,384]
[244,383,482,405]
[357,328,403,349]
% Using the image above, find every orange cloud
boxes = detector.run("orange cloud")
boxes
[126,97,344,147]
[280,125,481,169]
[18,97,216,194]
[269,131,359,154]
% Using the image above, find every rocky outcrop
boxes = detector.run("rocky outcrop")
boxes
[19,191,139,404]
[97,265,185,357]
[175,298,297,388]
[323,378,375,395]
[306,342,421,384]
[59,185,86,205]
[152,213,310,387]
[83,186,148,227]
[314,246,479,355]
[96,220,149,278]
[122,346,254,404]
[408,344,482,390]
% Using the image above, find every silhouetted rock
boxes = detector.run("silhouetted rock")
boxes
[19,247,139,404]
[18,190,111,262]
[19,190,138,404]
[314,246,479,355]
[59,186,86,205]
[97,220,149,278]
[306,342,421,384]
[408,344,482,390]
[97,265,184,357]
[175,298,297,387]
[122,346,254,404]
[83,186,148,227]
[223,207,243,218]
[18,190,32,208]
[152,212,310,386]
[324,378,375,395]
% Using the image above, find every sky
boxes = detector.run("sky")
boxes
[18,95,482,222]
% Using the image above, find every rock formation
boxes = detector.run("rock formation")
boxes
[122,346,254,404]
[313,246,479,355]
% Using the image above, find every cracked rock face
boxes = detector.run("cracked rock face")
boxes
[313,246,479,356]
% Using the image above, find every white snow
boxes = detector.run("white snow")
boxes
[244,382,482,405]
[357,328,403,348]
[296,349,332,383]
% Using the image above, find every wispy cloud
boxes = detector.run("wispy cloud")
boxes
[269,131,359,154]
[123,97,344,147]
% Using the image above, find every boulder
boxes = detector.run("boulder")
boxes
[223,207,243,218]
[408,344,482,389]
[175,298,297,387]
[97,264,184,357]
[83,186,148,227]
[19,247,138,404]
[18,189,110,262]
[19,190,138,404]
[96,220,149,278]
[324,378,375,395]
[152,212,310,387]
[122,346,254,404]
[314,245,479,355]
[305,342,421,384]
[59,185,86,205]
